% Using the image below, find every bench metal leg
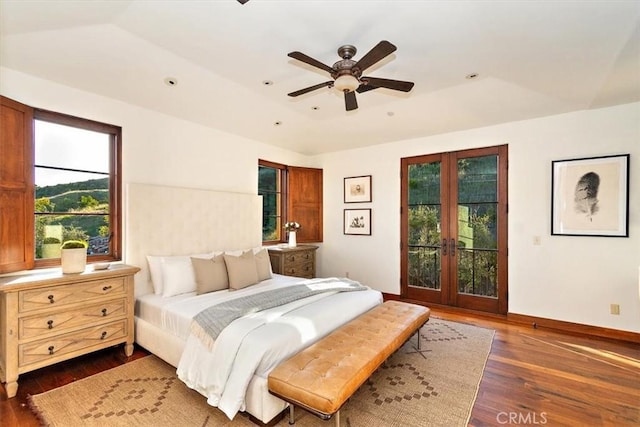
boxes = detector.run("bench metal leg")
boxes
[417,328,421,351]
[335,410,340,427]
[288,404,295,425]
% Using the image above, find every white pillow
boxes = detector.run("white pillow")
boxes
[161,257,198,297]
[147,253,211,296]
[146,255,166,295]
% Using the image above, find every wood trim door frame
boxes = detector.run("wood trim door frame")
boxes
[401,144,508,315]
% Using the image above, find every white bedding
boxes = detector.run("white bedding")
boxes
[136,274,305,339]
[138,274,382,421]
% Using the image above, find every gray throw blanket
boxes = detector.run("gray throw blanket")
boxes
[191,278,366,349]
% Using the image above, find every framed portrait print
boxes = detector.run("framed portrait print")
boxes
[344,175,372,203]
[344,209,371,235]
[551,154,629,237]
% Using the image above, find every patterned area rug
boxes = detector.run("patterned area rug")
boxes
[29,318,494,427]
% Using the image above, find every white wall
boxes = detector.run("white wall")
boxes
[3,67,638,333]
[315,102,640,333]
[0,67,308,253]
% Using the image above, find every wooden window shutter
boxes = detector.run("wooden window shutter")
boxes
[287,166,323,242]
[0,96,35,273]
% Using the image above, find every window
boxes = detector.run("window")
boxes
[258,160,286,243]
[33,110,121,266]
[258,159,323,245]
[0,95,122,273]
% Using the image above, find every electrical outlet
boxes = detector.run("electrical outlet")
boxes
[610,304,620,315]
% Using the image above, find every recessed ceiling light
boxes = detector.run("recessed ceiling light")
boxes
[263,80,274,86]
[311,106,320,111]
[274,121,282,126]
[465,73,479,80]
[164,77,178,86]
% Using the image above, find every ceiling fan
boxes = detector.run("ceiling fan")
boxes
[287,41,414,111]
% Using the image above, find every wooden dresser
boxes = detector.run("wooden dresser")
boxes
[268,245,318,279]
[0,264,139,398]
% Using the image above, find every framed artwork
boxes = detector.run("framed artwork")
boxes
[344,209,372,235]
[344,175,372,203]
[551,154,629,237]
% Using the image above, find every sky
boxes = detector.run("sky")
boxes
[35,120,110,187]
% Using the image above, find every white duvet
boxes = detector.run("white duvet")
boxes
[176,277,382,420]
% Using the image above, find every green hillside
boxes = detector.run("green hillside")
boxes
[35,178,110,258]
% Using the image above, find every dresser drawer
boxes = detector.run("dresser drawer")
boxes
[19,298,127,339]
[19,319,128,367]
[269,245,318,279]
[283,252,314,264]
[18,277,125,312]
[283,261,315,278]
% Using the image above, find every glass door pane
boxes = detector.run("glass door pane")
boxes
[408,161,442,290]
[456,155,498,297]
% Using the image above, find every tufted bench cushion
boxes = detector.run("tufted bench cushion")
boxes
[268,300,430,423]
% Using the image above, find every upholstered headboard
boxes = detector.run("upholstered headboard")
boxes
[125,183,262,296]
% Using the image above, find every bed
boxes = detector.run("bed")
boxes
[125,183,383,424]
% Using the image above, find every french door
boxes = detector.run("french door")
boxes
[400,145,508,314]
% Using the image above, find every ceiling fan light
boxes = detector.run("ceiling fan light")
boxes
[334,74,359,92]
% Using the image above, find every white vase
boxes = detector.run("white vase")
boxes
[61,248,87,273]
[288,231,297,247]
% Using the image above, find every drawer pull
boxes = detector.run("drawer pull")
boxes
[48,346,54,355]
[101,331,107,340]
[47,320,54,329]
[102,308,107,316]
[102,285,112,291]
[48,295,55,304]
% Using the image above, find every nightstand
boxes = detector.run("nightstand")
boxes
[0,264,139,398]
[268,245,318,279]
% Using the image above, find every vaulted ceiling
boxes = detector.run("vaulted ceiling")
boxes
[1,1,639,154]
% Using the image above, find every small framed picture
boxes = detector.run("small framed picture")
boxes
[344,175,372,203]
[551,154,629,237]
[344,209,372,235]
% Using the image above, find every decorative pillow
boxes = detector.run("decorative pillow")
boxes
[225,247,274,275]
[254,248,272,281]
[224,250,259,290]
[147,253,210,296]
[191,255,229,295]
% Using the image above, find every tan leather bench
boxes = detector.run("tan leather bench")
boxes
[268,300,430,426]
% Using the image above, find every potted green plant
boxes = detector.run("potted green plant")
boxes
[60,240,88,273]
[41,237,62,259]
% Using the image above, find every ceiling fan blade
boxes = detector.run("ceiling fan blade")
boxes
[354,40,397,73]
[287,81,333,97]
[344,91,358,111]
[360,76,414,92]
[288,51,334,74]
[356,83,378,94]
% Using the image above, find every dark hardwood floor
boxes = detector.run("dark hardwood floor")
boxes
[1,308,638,426]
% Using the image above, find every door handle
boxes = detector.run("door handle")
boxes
[442,239,447,256]
[450,239,456,256]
